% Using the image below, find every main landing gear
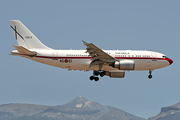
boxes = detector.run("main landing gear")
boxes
[90,76,99,81]
[148,70,153,79]
[89,71,105,81]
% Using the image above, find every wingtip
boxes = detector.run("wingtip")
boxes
[82,40,88,45]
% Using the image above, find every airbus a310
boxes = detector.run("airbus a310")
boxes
[9,20,173,81]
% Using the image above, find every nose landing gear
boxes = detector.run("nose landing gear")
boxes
[148,70,153,79]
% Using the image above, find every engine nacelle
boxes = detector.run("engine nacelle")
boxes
[105,70,125,78]
[112,60,135,70]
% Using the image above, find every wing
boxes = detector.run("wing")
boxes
[83,41,116,68]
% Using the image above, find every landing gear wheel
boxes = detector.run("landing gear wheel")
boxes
[94,77,99,81]
[90,76,94,81]
[148,75,152,79]
[100,72,104,77]
[94,71,99,76]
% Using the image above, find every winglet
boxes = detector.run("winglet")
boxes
[13,45,36,56]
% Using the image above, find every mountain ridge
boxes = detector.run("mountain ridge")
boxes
[0,96,146,120]
[149,102,180,120]
[61,96,115,114]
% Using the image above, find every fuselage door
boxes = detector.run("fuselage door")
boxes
[52,51,58,60]
[151,53,157,61]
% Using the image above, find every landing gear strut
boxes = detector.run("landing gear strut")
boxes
[148,70,153,79]
[89,71,105,81]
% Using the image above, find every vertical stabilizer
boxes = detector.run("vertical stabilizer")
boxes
[9,20,52,50]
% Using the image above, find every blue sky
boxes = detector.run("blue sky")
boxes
[0,0,179,119]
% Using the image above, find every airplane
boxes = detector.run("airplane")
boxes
[9,20,173,81]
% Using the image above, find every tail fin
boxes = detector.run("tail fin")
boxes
[9,20,52,50]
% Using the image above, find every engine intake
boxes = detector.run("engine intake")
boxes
[111,60,135,70]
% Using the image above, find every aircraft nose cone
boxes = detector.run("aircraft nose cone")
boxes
[168,58,173,65]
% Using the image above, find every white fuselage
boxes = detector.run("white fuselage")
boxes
[13,49,172,71]
[9,20,173,80]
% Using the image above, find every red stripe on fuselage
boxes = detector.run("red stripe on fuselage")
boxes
[36,56,91,59]
[35,56,171,63]
[12,52,172,65]
[12,52,173,65]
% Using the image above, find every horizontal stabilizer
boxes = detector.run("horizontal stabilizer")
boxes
[13,45,36,56]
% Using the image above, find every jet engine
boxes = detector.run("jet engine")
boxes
[105,70,125,78]
[111,60,135,70]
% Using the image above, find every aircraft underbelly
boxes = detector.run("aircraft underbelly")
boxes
[134,59,169,70]
[133,59,150,70]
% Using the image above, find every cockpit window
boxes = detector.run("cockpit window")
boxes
[162,56,169,58]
